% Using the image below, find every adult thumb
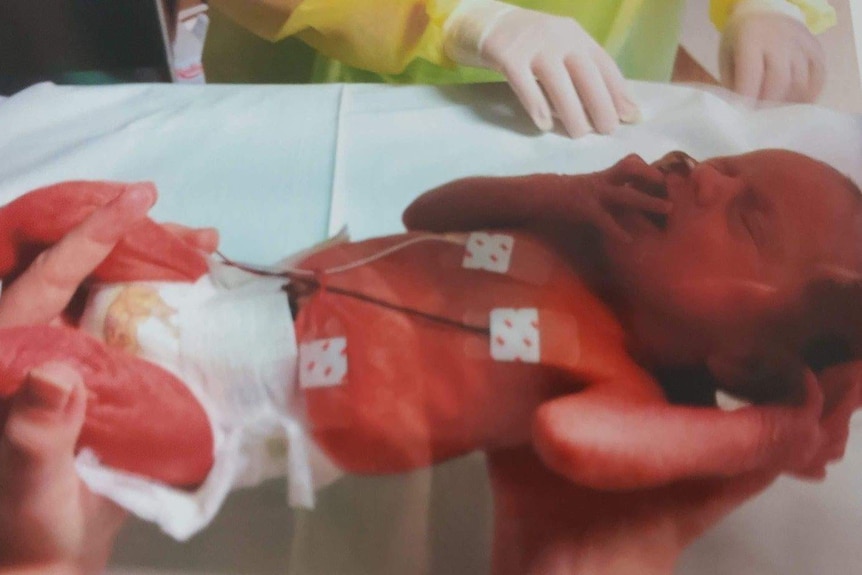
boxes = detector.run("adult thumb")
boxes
[0,363,86,489]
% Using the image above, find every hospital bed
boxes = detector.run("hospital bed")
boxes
[0,81,860,575]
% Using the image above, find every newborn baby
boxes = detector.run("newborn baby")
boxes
[0,150,858,570]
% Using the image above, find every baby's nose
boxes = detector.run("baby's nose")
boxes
[691,164,743,207]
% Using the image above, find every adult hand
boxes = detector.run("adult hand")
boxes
[0,186,153,573]
[0,184,216,574]
[488,447,779,575]
[490,365,861,575]
[792,361,862,479]
[713,363,861,481]
[444,0,640,137]
[719,11,825,103]
[0,364,127,575]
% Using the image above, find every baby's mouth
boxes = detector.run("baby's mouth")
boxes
[654,151,698,177]
[606,152,697,237]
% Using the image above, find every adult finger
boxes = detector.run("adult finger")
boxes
[791,462,828,481]
[734,41,764,100]
[0,363,86,492]
[719,40,735,92]
[760,50,791,102]
[534,58,591,138]
[502,63,554,132]
[564,54,618,134]
[788,50,810,103]
[800,369,824,415]
[818,363,862,460]
[820,362,862,416]
[595,50,640,124]
[0,183,155,327]
[805,45,827,103]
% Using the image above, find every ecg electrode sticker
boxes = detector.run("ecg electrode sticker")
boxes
[490,308,540,363]
[299,337,348,388]
[462,232,514,273]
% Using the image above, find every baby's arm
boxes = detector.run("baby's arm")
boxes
[531,371,846,491]
[403,154,670,243]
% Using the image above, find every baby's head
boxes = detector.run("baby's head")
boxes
[603,149,862,401]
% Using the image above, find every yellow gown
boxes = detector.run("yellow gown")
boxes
[204,0,835,84]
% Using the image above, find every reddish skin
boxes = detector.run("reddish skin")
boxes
[486,448,779,575]
[295,231,655,474]
[293,225,855,575]
[0,181,213,487]
[295,231,828,489]
[0,181,208,285]
[405,151,862,375]
[294,227,855,484]
[0,326,213,487]
[402,150,862,572]
[1,163,859,573]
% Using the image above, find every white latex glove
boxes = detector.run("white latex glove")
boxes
[444,0,640,138]
[719,0,826,103]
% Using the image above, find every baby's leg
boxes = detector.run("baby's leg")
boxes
[0,325,213,486]
[0,180,209,284]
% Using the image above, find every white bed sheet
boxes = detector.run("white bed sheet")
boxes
[0,82,342,263]
[1,80,860,575]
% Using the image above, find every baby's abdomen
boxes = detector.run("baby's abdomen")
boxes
[294,232,590,475]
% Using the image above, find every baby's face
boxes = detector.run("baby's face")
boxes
[604,149,861,390]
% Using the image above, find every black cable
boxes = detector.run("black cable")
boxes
[217,252,491,335]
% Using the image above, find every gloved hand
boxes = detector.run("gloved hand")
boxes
[444,0,641,138]
[719,0,826,103]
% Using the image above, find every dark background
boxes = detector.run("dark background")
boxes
[0,0,175,93]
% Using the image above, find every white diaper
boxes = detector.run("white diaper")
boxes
[77,259,342,540]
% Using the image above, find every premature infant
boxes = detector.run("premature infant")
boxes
[0,150,859,560]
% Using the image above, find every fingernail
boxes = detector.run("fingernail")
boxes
[533,111,554,132]
[119,182,157,210]
[26,362,80,411]
[619,99,642,124]
[111,182,156,213]
[197,228,220,251]
[90,183,157,243]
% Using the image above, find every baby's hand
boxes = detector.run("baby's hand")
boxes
[403,154,671,240]
[560,154,671,243]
